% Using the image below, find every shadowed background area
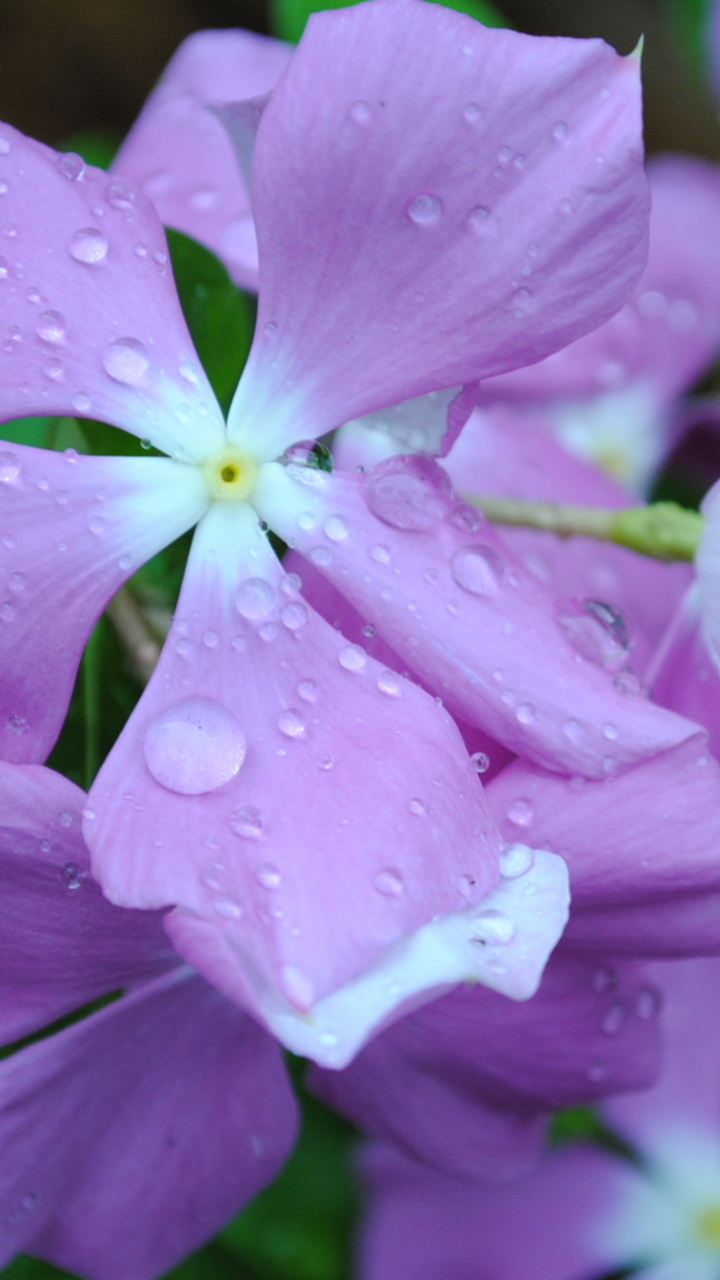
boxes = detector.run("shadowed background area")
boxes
[0,0,717,159]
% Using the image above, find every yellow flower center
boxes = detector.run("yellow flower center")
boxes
[695,1204,720,1247]
[203,451,259,502]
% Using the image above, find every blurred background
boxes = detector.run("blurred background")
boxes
[0,0,718,160]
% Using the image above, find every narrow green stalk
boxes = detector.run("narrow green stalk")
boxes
[463,494,704,563]
[82,620,103,790]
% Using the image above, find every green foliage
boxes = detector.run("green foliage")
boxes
[271,0,506,45]
[663,0,714,78]
[166,229,256,415]
[58,131,120,172]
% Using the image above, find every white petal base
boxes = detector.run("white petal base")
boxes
[246,848,569,1068]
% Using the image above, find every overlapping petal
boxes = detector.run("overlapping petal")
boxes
[113,30,293,291]
[476,155,720,411]
[310,951,662,1179]
[0,760,176,1044]
[487,735,720,954]
[0,444,207,762]
[0,968,297,1280]
[256,463,697,777]
[0,123,225,460]
[228,0,649,457]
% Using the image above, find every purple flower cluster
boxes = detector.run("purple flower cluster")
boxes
[3,1,720,1275]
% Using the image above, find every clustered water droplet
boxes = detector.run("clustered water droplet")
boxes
[361,455,454,530]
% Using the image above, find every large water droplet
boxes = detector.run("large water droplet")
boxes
[70,228,109,264]
[470,751,490,773]
[56,152,85,181]
[35,310,67,344]
[373,867,404,896]
[143,697,246,795]
[557,599,629,671]
[278,708,306,738]
[280,440,332,473]
[499,843,534,878]
[102,338,150,386]
[407,193,443,224]
[451,544,503,595]
[506,797,533,827]
[105,178,136,210]
[377,670,401,696]
[338,645,366,672]
[229,804,263,838]
[361,455,454,530]
[0,451,20,483]
[235,578,276,620]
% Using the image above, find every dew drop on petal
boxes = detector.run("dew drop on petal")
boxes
[635,987,662,1020]
[102,338,150,385]
[370,544,391,564]
[297,678,319,703]
[557,598,629,671]
[44,357,64,380]
[229,804,263,839]
[214,899,243,920]
[350,100,371,123]
[324,514,349,542]
[105,178,136,210]
[601,1002,626,1035]
[256,862,281,889]
[8,572,25,593]
[281,963,314,1010]
[470,751,490,773]
[235,578,276,620]
[515,703,535,725]
[463,102,481,123]
[319,753,335,771]
[552,121,569,142]
[470,908,515,945]
[72,392,91,414]
[0,138,10,155]
[506,797,533,827]
[591,965,616,994]
[0,451,20,483]
[143,696,246,795]
[361,456,454,530]
[35,310,66,343]
[278,708,306,738]
[407,193,443,224]
[408,798,425,815]
[499,843,535,878]
[70,228,109,264]
[451,544,504,594]
[281,601,308,631]
[338,644,366,672]
[373,867,404,896]
[377,670,401,696]
[280,440,332,473]
[56,152,85,181]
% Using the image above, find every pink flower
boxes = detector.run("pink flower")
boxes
[0,760,298,1279]
[0,0,670,1060]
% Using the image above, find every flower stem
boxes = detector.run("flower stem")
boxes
[463,495,704,563]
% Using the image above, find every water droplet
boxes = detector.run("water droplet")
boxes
[0,451,20,483]
[324,514,349,542]
[603,723,619,740]
[280,439,332,472]
[202,630,219,648]
[278,708,306,738]
[362,455,454,530]
[281,963,314,1010]
[470,908,515,945]
[338,644,366,672]
[229,804,263,839]
[515,703,535,725]
[350,100,370,123]
[281,601,308,631]
[118,555,132,571]
[470,751,490,773]
[70,228,109,264]
[499,843,535,878]
[377,670,401,696]
[56,152,85,181]
[297,678,319,703]
[102,337,150,385]
[103,177,136,210]
[310,547,332,568]
[463,102,481,123]
[35,310,66,344]
[506,797,533,827]
[178,360,199,384]
[601,1002,625,1035]
[552,121,569,142]
[637,290,667,319]
[0,138,10,155]
[72,392,91,414]
[563,719,582,743]
[450,504,482,533]
[497,145,513,167]
[44,356,64,380]
[408,798,425,815]
[635,987,662,1020]
[61,862,82,891]
[235,578,276,620]
[0,601,16,622]
[373,867,404,896]
[256,862,281,889]
[319,754,334,770]
[557,599,629,671]
[0,257,8,278]
[143,697,246,795]
[8,572,25,594]
[591,965,616,994]
[7,713,28,734]
[559,198,573,215]
[370,544,391,564]
[214,899,243,919]
[451,544,503,595]
[407,193,443,225]
[58,811,72,827]
[88,516,105,535]
[259,621,278,642]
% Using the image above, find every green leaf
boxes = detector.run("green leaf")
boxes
[58,130,121,171]
[166,229,256,414]
[221,1085,359,1280]
[271,0,506,45]
[663,0,714,79]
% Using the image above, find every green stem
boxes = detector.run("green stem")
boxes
[463,494,704,563]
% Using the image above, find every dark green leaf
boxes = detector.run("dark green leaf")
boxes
[271,0,506,45]
[166,229,256,414]
[58,130,121,172]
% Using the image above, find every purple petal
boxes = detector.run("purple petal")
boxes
[0,969,297,1279]
[310,950,661,1179]
[477,154,720,411]
[650,585,720,760]
[113,30,292,291]
[358,1142,634,1280]
[0,761,175,1044]
[256,463,698,778]
[487,734,720,954]
[0,123,225,459]
[0,446,207,762]
[86,503,519,1064]
[228,0,649,454]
